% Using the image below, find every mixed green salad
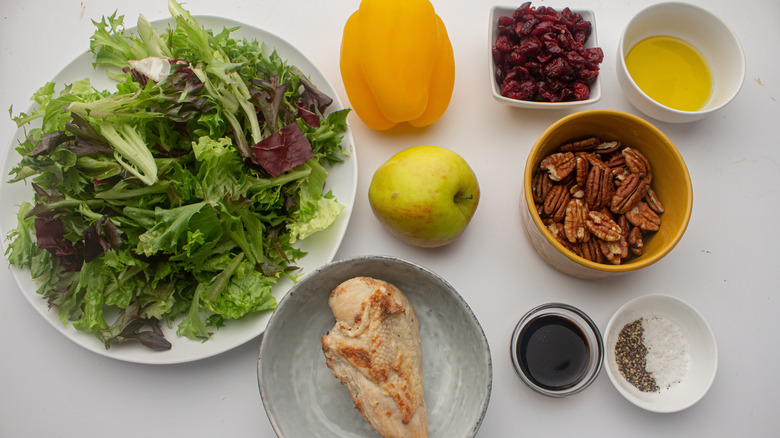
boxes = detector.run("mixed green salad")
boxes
[4,0,350,351]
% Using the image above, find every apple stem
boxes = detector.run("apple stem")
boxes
[454,194,473,201]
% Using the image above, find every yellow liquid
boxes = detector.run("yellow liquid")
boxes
[625,35,712,111]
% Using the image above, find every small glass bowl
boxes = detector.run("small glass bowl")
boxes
[510,303,604,397]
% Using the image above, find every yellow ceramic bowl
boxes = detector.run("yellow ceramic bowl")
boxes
[520,109,692,279]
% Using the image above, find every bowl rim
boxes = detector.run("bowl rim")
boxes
[616,1,746,116]
[488,4,601,108]
[602,293,718,413]
[523,109,693,273]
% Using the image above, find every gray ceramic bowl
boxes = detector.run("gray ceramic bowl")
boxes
[257,255,492,437]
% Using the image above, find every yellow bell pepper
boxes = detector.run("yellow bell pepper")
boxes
[340,0,455,130]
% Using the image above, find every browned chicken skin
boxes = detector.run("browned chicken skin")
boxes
[321,277,428,438]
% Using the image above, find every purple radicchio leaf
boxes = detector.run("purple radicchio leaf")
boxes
[250,123,315,177]
[65,113,115,155]
[28,131,72,156]
[249,78,297,133]
[296,105,319,127]
[82,216,123,263]
[34,217,83,271]
[100,300,172,351]
[293,67,333,116]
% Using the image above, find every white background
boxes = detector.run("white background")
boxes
[1,0,778,436]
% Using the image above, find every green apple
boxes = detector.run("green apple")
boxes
[368,145,480,247]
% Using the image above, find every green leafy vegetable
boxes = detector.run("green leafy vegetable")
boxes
[5,0,350,351]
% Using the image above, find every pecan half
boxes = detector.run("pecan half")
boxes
[603,153,626,169]
[586,210,622,242]
[625,202,661,232]
[585,165,613,211]
[644,188,665,214]
[564,199,590,243]
[532,171,554,204]
[617,214,630,235]
[575,154,589,187]
[582,152,608,169]
[595,140,621,154]
[598,239,624,265]
[628,226,644,256]
[543,184,570,222]
[560,137,600,152]
[540,152,576,181]
[611,173,650,214]
[622,147,652,178]
[580,239,604,263]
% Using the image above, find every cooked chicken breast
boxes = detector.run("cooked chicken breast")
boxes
[321,276,428,438]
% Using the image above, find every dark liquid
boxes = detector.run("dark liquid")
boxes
[516,315,590,390]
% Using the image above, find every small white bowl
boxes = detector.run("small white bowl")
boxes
[604,294,718,413]
[616,2,745,123]
[489,5,601,109]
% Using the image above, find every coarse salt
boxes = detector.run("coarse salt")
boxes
[642,315,689,390]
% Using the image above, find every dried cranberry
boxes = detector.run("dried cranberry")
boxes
[579,68,599,82]
[537,82,559,102]
[573,20,592,34]
[501,80,521,95]
[543,57,566,77]
[498,16,514,27]
[509,50,526,66]
[566,50,586,67]
[514,2,532,19]
[519,18,538,36]
[532,20,554,36]
[495,35,513,52]
[573,81,590,100]
[514,80,538,100]
[513,66,531,80]
[544,41,563,55]
[517,36,542,56]
[585,47,604,64]
[537,51,552,64]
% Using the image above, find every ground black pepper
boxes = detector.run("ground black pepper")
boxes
[615,319,659,392]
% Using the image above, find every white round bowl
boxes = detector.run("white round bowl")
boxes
[257,255,492,437]
[604,294,718,413]
[616,2,745,123]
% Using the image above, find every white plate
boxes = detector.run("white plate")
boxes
[257,256,493,437]
[0,16,357,365]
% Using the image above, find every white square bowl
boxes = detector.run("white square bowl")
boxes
[489,5,602,109]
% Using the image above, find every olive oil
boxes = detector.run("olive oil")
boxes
[625,35,712,111]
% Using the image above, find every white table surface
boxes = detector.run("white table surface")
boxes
[1,0,778,436]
